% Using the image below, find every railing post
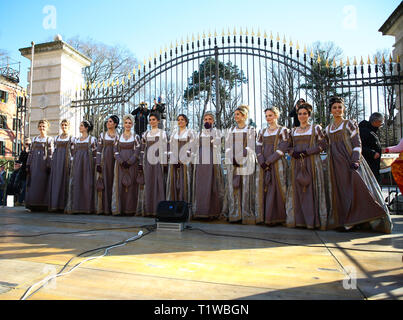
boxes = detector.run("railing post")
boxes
[214,46,220,128]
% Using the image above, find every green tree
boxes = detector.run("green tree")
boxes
[183,57,247,129]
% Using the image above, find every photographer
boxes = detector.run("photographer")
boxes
[152,96,167,129]
[131,101,150,136]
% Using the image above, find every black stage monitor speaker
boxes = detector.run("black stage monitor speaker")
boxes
[156,201,189,223]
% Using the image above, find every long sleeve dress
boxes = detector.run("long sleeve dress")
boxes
[166,128,196,206]
[385,138,403,195]
[192,127,225,219]
[256,127,289,225]
[223,126,263,225]
[96,132,118,215]
[49,135,73,212]
[285,124,328,230]
[65,136,97,214]
[111,134,141,216]
[137,129,168,217]
[25,136,53,210]
[324,119,392,233]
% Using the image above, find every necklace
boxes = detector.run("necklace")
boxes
[299,124,310,130]
[332,119,343,130]
[60,133,68,139]
[267,125,278,132]
[123,132,132,140]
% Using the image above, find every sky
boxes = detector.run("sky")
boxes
[0,0,401,88]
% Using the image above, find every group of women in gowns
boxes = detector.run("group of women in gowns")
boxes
[24,97,393,233]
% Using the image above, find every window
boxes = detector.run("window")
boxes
[0,141,5,156]
[12,118,22,131]
[17,96,24,108]
[12,141,22,155]
[0,90,9,103]
[0,115,7,129]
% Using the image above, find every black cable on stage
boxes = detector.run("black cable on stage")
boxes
[185,226,403,254]
[0,223,156,238]
[20,224,156,300]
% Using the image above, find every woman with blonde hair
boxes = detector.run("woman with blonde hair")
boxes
[49,119,73,212]
[256,107,289,225]
[26,119,53,211]
[224,105,262,224]
[111,114,141,215]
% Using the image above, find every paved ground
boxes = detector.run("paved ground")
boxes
[0,206,402,300]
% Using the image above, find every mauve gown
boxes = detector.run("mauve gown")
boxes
[25,136,53,209]
[166,129,195,204]
[286,124,328,230]
[49,135,72,212]
[192,128,224,219]
[256,127,289,225]
[224,126,263,225]
[65,136,97,214]
[139,129,167,216]
[96,132,117,215]
[325,119,392,233]
[111,134,140,216]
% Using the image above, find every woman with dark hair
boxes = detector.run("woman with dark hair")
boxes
[49,119,73,212]
[286,103,328,230]
[256,107,289,226]
[324,97,392,233]
[192,111,225,220]
[224,105,262,224]
[166,113,195,204]
[26,120,53,211]
[138,112,167,216]
[111,114,141,215]
[95,115,119,215]
[65,120,97,214]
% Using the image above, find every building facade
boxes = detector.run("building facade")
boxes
[0,75,26,161]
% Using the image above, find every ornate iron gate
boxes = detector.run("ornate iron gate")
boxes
[71,29,403,211]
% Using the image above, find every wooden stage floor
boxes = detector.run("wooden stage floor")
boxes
[0,207,402,300]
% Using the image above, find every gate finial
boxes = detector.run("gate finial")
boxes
[367,55,371,65]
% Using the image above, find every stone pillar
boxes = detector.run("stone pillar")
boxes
[379,3,403,141]
[19,35,92,138]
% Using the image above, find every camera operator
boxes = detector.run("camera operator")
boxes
[152,96,167,129]
[131,101,150,136]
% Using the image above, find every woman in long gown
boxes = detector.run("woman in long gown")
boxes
[65,120,97,214]
[192,112,225,220]
[95,115,119,215]
[285,103,328,230]
[26,120,53,211]
[384,138,403,195]
[111,114,140,216]
[224,105,263,225]
[49,119,73,212]
[256,107,289,226]
[324,97,392,233]
[138,112,167,217]
[166,114,195,205]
